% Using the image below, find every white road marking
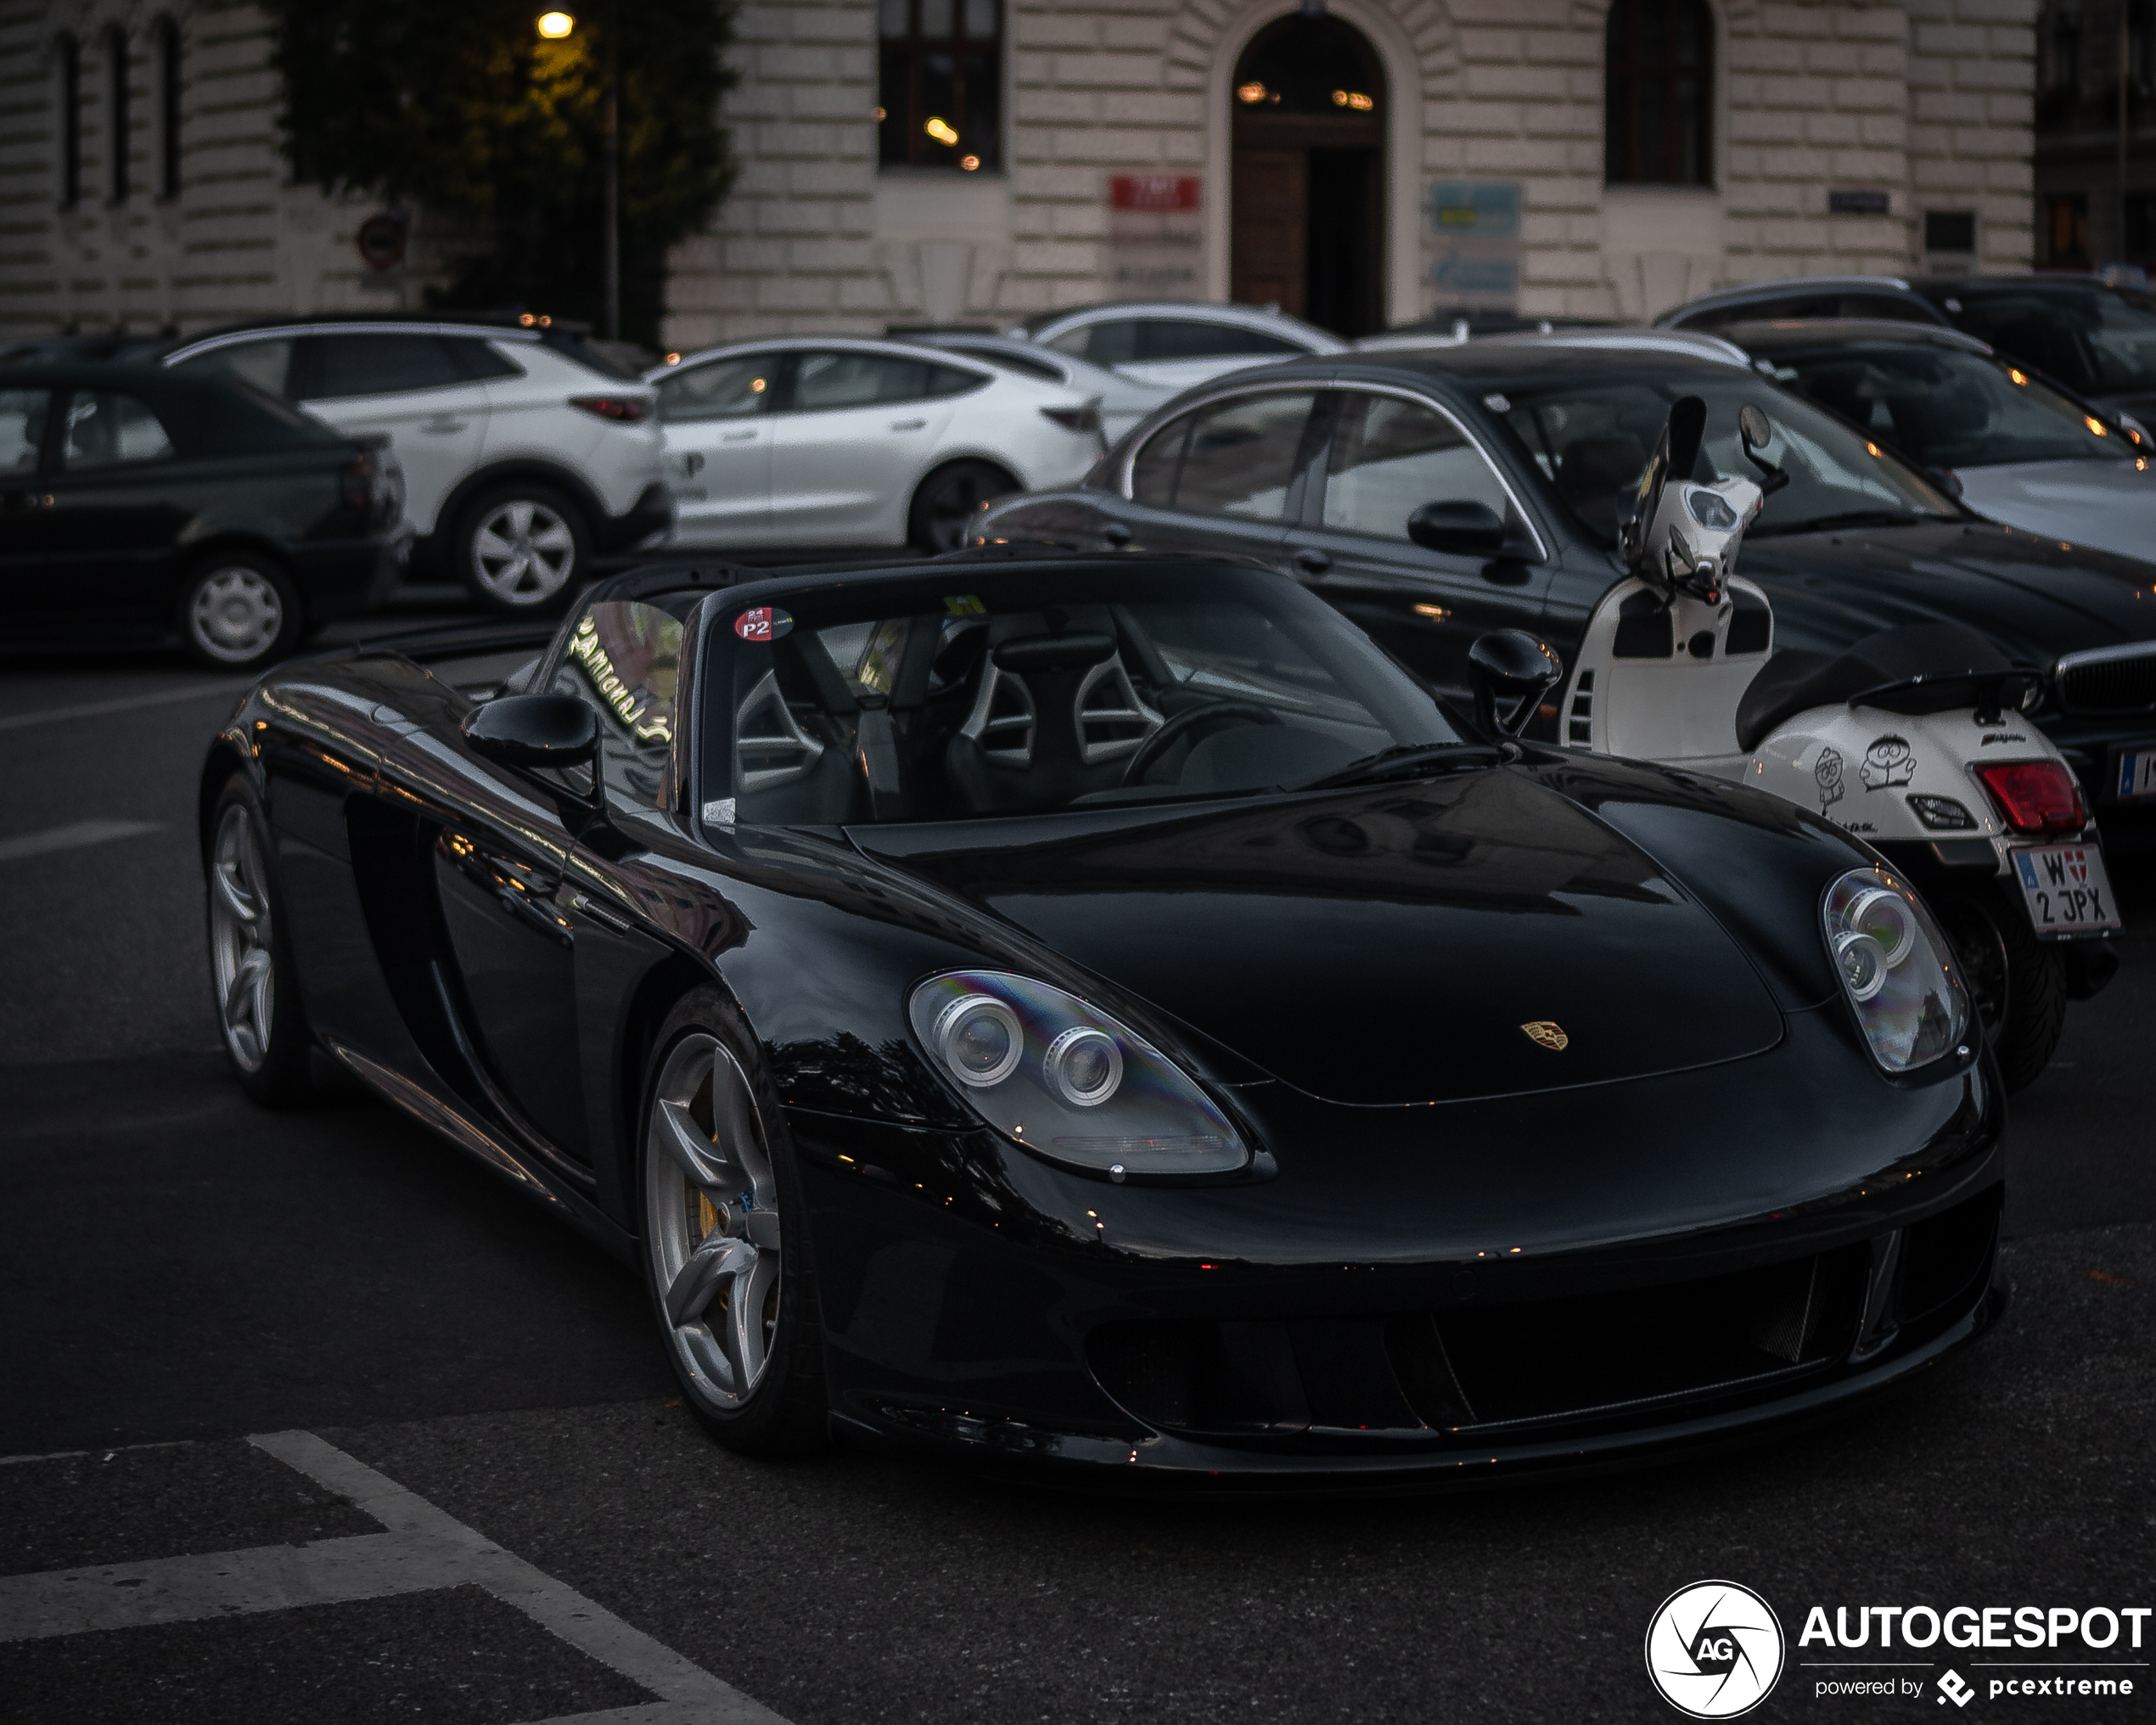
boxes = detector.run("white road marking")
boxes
[0,1430,789,1725]
[0,820,163,863]
[0,678,254,733]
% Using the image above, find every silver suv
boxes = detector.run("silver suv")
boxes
[162,317,669,612]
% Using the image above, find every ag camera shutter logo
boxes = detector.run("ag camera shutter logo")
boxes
[1646,1580,1786,1717]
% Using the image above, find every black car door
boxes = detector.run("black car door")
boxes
[0,385,58,614]
[1082,385,1322,570]
[35,385,189,633]
[1283,387,1558,704]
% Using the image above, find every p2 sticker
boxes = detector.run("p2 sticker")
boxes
[733,606,794,643]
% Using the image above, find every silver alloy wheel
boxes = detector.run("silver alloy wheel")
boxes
[188,566,285,665]
[209,802,276,1072]
[469,498,576,605]
[645,1032,782,1410]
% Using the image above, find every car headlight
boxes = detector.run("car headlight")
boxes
[1822,869,1969,1073]
[908,970,1248,1177]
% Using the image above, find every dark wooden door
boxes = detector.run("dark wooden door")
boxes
[1232,147,1308,315]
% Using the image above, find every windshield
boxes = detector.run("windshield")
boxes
[1947,287,2156,396]
[1766,344,2134,469]
[1497,372,1958,543]
[701,565,1462,827]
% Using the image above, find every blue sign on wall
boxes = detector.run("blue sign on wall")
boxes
[1429,181,1521,237]
[1429,181,1522,311]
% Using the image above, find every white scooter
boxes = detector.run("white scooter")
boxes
[1551,396,2121,1089]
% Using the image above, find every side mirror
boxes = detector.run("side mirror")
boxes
[1468,630,1564,739]
[462,694,599,771]
[1739,402,1791,495]
[1407,500,1507,558]
[1928,466,1965,499]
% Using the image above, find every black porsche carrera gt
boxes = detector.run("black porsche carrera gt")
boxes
[202,554,2004,1484]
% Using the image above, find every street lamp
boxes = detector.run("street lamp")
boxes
[535,8,619,342]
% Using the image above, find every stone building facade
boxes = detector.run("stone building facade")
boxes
[1,0,2041,348]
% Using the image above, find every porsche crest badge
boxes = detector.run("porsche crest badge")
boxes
[1520,1020,1569,1051]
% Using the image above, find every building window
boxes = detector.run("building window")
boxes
[2044,193,2089,268]
[878,0,1001,171]
[105,25,129,204]
[156,18,182,200]
[1605,0,1713,187]
[56,34,81,208]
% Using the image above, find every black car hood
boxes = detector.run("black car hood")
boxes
[848,767,1784,1105]
[1743,519,2156,660]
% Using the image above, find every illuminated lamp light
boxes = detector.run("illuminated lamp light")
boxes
[2008,368,2028,385]
[664,351,681,364]
[1412,602,1450,619]
[873,105,886,121]
[925,115,959,145]
[536,11,575,39]
[1237,81,1267,104]
[2086,416,2108,436]
[961,154,980,171]
[750,375,766,393]
[1866,441,1881,457]
[519,312,536,326]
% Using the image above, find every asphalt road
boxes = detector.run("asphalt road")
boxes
[3,599,2151,1724]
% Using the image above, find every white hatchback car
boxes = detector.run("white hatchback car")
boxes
[645,337,1105,553]
[161,317,669,612]
[1007,301,1347,396]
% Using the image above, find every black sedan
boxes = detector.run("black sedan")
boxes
[201,555,2002,1484]
[974,341,2156,833]
[0,362,402,669]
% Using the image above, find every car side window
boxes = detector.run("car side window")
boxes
[789,351,969,411]
[0,388,50,474]
[548,600,685,812]
[1131,390,1315,520]
[1055,321,1139,367]
[1147,320,1306,360]
[951,345,1063,383]
[446,337,525,382]
[659,356,775,422]
[175,337,296,399]
[306,334,469,401]
[1322,393,1513,541]
[60,391,176,470]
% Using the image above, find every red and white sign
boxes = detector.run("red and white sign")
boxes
[1109,174,1201,213]
[733,606,793,643]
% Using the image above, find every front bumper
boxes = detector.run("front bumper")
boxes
[792,1008,2005,1487]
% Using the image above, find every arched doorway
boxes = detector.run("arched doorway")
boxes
[1229,14,1386,337]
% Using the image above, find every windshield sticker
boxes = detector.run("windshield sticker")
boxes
[1861,734,1916,790]
[943,594,987,616]
[733,606,794,643]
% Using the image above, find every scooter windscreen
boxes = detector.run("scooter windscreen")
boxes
[1620,396,1763,605]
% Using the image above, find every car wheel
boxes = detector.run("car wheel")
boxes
[206,775,317,1106]
[457,484,588,613]
[1933,885,2067,1093]
[179,554,302,671]
[907,460,1017,553]
[638,989,828,1454]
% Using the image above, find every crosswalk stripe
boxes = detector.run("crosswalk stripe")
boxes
[0,1430,790,1725]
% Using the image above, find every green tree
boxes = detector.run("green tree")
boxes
[269,0,737,349]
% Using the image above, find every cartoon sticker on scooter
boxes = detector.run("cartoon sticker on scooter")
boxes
[1814,745,1845,811]
[1860,734,1917,791]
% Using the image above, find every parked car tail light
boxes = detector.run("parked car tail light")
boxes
[570,395,653,424]
[1821,869,1968,1073]
[339,455,374,513]
[907,970,1248,1177]
[1040,400,1103,435]
[1974,761,2086,834]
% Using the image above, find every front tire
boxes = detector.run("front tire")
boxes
[638,989,828,1455]
[1933,884,2067,1093]
[206,775,317,1106]
[907,460,1016,553]
[456,483,589,614]
[178,553,302,671]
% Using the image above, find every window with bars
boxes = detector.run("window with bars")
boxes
[878,0,1001,171]
[56,34,81,209]
[156,17,181,200]
[1605,0,1712,188]
[105,25,129,204]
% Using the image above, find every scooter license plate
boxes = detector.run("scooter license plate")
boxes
[2011,845,2122,936]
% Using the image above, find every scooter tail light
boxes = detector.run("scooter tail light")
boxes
[1973,761,2086,834]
